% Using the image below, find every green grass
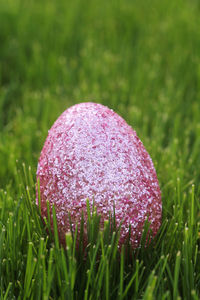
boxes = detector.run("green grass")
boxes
[0,0,200,298]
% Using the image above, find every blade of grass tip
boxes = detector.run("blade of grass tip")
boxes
[138,265,146,293]
[92,197,95,215]
[36,240,44,298]
[95,225,112,297]
[125,224,132,259]
[183,227,189,283]
[25,185,33,215]
[25,184,43,236]
[154,218,168,249]
[135,259,141,294]
[22,162,29,189]
[194,244,198,269]
[52,205,59,249]
[165,221,178,255]
[104,219,110,244]
[141,218,151,252]
[0,225,6,256]
[173,251,181,300]
[68,212,74,239]
[45,200,53,239]
[37,178,41,216]
[30,278,37,299]
[5,258,10,286]
[93,208,101,244]
[46,248,55,299]
[16,280,23,298]
[35,238,47,298]
[191,289,199,300]
[24,242,37,299]
[0,191,6,220]
[105,259,109,300]
[3,282,12,300]
[184,224,194,293]
[86,198,91,224]
[113,201,116,231]
[176,177,181,206]
[100,230,105,258]
[143,271,157,300]
[135,259,140,295]
[38,237,45,260]
[118,245,124,300]
[61,247,70,289]
[155,254,169,293]
[78,211,85,259]
[122,259,142,299]
[70,260,76,293]
[25,185,42,233]
[110,231,120,268]
[26,211,31,242]
[84,239,101,300]
[65,231,73,253]
[161,290,170,300]
[42,255,48,299]
[165,261,174,290]
[190,184,195,228]
[189,259,194,294]
[72,224,78,259]
[66,232,76,294]
[94,254,107,300]
[40,200,53,239]
[54,256,62,295]
[28,165,35,190]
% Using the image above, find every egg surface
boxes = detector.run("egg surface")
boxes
[37,102,162,248]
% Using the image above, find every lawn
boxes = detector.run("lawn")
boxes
[0,0,200,299]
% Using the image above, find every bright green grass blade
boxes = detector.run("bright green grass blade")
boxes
[173,251,181,300]
[52,205,59,250]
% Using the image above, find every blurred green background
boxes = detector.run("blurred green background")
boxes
[0,0,200,197]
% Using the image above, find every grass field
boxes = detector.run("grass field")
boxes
[0,0,200,298]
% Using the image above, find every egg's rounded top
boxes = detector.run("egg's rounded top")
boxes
[37,102,162,248]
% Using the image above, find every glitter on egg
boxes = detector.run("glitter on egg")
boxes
[36,102,162,248]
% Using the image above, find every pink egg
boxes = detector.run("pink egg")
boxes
[36,102,162,249]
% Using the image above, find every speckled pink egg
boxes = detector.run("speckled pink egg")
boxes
[37,102,162,249]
